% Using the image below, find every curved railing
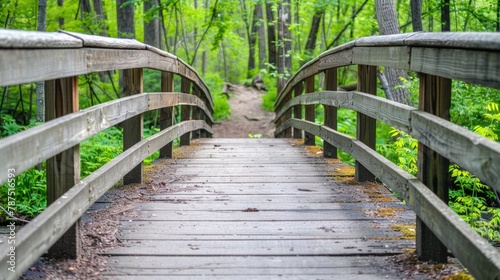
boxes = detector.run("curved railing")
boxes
[0,30,213,279]
[275,32,500,279]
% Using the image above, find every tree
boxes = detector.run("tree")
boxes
[303,8,324,65]
[266,1,277,69]
[277,0,291,91]
[36,0,47,122]
[144,0,161,48]
[117,0,135,39]
[411,0,423,32]
[256,1,266,69]
[375,0,413,106]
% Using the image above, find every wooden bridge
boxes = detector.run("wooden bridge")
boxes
[0,30,500,279]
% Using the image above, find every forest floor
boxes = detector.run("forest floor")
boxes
[211,84,275,138]
[19,85,469,279]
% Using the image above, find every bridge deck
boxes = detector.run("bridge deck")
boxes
[103,138,415,279]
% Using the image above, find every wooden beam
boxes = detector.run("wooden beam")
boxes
[416,73,451,263]
[293,82,304,139]
[45,76,80,259]
[180,77,191,146]
[304,76,315,145]
[160,71,174,158]
[323,68,337,158]
[282,91,292,138]
[355,65,377,182]
[122,68,144,185]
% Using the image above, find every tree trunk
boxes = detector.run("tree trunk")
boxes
[411,0,423,32]
[36,0,47,122]
[277,0,291,92]
[497,0,500,31]
[93,0,108,36]
[144,0,161,48]
[247,3,260,75]
[441,0,450,31]
[375,0,413,106]
[117,0,135,39]
[303,9,324,65]
[256,2,266,69]
[266,1,277,69]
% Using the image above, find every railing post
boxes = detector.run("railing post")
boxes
[159,71,174,158]
[180,77,191,146]
[324,68,338,158]
[192,86,201,139]
[45,76,80,259]
[293,82,304,139]
[304,76,315,145]
[416,74,451,263]
[123,68,143,184]
[356,65,376,181]
[282,91,292,138]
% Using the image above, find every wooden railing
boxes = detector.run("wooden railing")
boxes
[274,32,500,279]
[0,30,213,279]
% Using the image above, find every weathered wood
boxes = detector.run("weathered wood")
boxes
[353,46,411,69]
[323,68,338,158]
[45,76,81,259]
[60,30,145,49]
[304,76,316,145]
[404,31,500,51]
[416,74,451,263]
[159,72,174,158]
[355,65,377,182]
[292,82,304,139]
[0,29,82,48]
[410,47,500,89]
[180,77,192,146]
[0,120,210,280]
[122,68,144,185]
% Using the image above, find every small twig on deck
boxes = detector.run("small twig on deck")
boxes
[0,206,30,223]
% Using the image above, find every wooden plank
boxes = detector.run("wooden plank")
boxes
[60,30,145,49]
[0,49,87,86]
[160,72,174,158]
[180,77,192,146]
[108,239,412,256]
[415,74,451,262]
[0,29,82,48]
[292,82,304,139]
[356,65,377,182]
[105,256,400,278]
[45,76,81,259]
[122,68,144,185]
[410,47,500,89]
[410,110,500,193]
[317,49,353,70]
[353,46,410,69]
[304,76,316,145]
[323,68,338,158]
[404,31,500,51]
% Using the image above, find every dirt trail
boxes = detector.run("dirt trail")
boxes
[211,84,275,138]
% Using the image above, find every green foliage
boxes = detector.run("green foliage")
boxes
[80,127,123,178]
[378,129,418,176]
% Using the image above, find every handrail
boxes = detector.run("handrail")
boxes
[274,32,500,280]
[0,30,214,279]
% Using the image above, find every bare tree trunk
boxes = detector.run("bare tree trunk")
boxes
[256,2,266,69]
[497,0,500,31]
[303,9,324,65]
[117,0,135,39]
[266,1,277,69]
[411,0,423,32]
[248,3,260,75]
[441,0,450,31]
[93,0,108,36]
[375,0,413,106]
[36,0,47,122]
[277,0,291,92]
[144,0,161,48]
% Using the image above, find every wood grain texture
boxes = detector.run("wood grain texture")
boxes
[353,46,410,69]
[0,29,82,48]
[0,93,211,185]
[0,121,211,280]
[103,139,413,278]
[60,30,145,49]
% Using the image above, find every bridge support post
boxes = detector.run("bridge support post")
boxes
[355,65,376,181]
[293,82,304,139]
[123,68,144,184]
[416,74,451,263]
[45,76,81,259]
[282,91,293,138]
[323,68,338,158]
[304,76,315,145]
[160,71,174,158]
[180,77,191,146]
